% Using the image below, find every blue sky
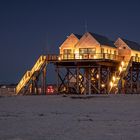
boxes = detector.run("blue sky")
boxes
[0,0,140,83]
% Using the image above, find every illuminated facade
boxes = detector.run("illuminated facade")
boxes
[60,32,140,62]
[60,32,118,60]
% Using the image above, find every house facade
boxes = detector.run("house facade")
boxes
[74,32,117,59]
[60,32,118,60]
[115,38,140,61]
[59,33,81,59]
[59,32,140,62]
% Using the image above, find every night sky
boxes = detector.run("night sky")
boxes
[0,0,140,84]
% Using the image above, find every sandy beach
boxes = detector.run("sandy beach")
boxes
[0,94,140,140]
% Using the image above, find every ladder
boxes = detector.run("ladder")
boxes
[16,55,47,95]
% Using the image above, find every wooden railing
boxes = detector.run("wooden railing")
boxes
[46,54,140,63]
[132,56,140,62]
[46,54,58,61]
[59,53,124,61]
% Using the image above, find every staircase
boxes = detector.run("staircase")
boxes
[109,56,133,94]
[16,55,47,95]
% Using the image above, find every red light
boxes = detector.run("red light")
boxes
[46,86,55,94]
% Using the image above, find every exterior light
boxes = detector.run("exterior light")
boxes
[96,74,99,79]
[101,84,105,88]
[116,77,120,80]
[91,77,94,81]
[79,75,82,79]
[112,76,116,82]
[75,54,79,59]
[79,55,82,59]
[119,66,122,72]
[58,56,61,61]
[110,81,113,87]
[121,61,124,67]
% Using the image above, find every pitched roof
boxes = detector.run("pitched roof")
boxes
[73,34,82,39]
[121,38,140,51]
[89,32,116,48]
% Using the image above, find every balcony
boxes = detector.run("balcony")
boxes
[59,53,124,61]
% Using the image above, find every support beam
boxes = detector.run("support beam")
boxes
[42,65,46,95]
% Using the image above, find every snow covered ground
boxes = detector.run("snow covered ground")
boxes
[0,94,140,140]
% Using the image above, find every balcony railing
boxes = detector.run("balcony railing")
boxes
[59,53,124,61]
[45,54,140,63]
[132,56,140,62]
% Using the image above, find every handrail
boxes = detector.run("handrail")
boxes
[59,53,140,63]
[108,56,133,94]
[16,55,47,94]
[123,56,133,78]
[59,53,124,61]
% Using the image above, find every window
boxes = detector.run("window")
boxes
[107,49,108,53]
[101,48,104,53]
[79,48,88,54]
[63,49,72,54]
[63,49,72,59]
[79,48,96,54]
[88,48,96,54]
[123,46,126,49]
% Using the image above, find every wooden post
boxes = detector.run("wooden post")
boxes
[66,68,70,94]
[42,65,46,95]
[76,67,79,94]
[130,67,133,93]
[98,66,101,94]
[89,68,91,95]
[56,66,59,94]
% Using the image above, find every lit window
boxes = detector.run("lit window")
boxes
[79,48,96,54]
[88,48,96,54]
[63,49,72,59]
[63,49,72,54]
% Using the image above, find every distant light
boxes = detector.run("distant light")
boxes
[96,74,99,79]
[101,84,105,88]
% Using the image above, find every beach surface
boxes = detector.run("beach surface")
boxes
[0,94,140,140]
